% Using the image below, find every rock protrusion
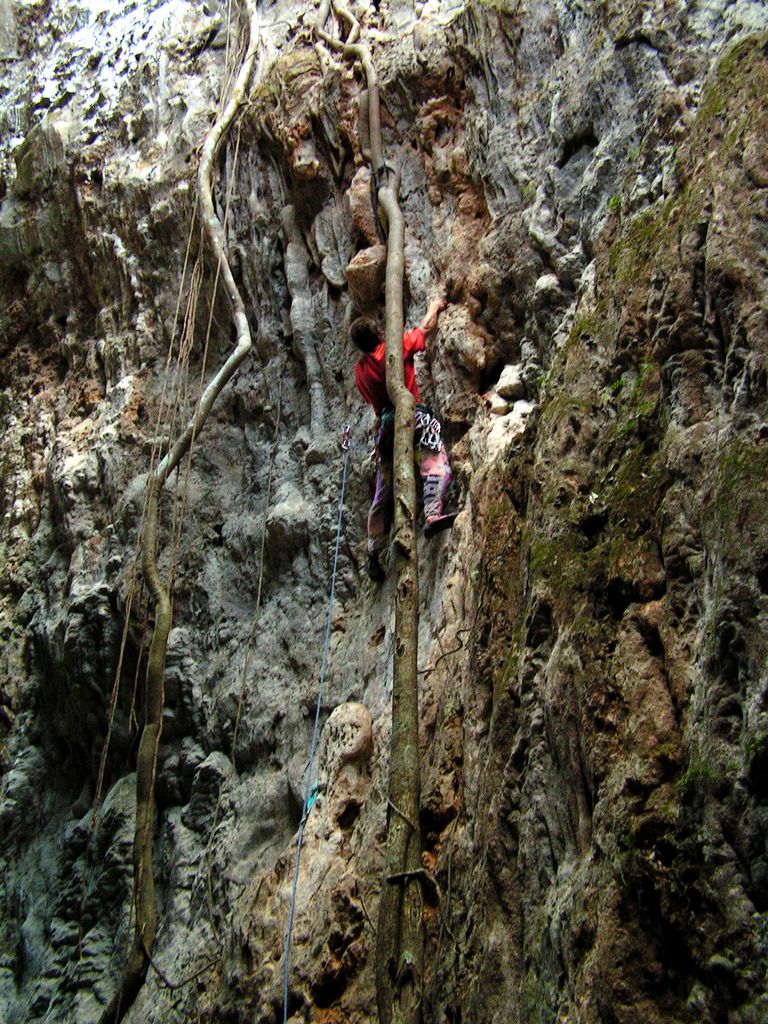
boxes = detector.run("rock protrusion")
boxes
[345,244,387,311]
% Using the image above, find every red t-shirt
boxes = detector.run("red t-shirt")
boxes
[354,328,425,415]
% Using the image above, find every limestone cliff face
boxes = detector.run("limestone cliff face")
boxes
[1,1,767,1022]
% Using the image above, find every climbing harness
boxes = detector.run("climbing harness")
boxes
[282,422,351,1024]
[375,404,444,461]
[415,404,442,452]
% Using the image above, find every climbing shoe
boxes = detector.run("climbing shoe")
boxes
[367,552,386,582]
[423,512,458,539]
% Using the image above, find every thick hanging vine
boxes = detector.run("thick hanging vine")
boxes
[99,3,260,1020]
[315,4,424,1023]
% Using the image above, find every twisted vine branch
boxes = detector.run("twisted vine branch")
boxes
[315,5,423,1023]
[99,4,260,1021]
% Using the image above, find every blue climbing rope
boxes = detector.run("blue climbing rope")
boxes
[282,424,351,1024]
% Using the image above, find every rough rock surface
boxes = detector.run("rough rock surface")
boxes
[1,1,768,1022]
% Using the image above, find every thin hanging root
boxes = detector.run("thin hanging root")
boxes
[99,4,260,1022]
[232,385,283,765]
[81,193,204,974]
[90,207,201,841]
[203,388,283,937]
[315,6,423,1024]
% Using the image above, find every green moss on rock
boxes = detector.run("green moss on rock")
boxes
[703,435,768,561]
[247,48,323,125]
[693,33,768,145]
[607,200,672,286]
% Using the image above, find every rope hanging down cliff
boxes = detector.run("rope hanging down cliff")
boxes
[98,4,261,1021]
[315,5,425,1023]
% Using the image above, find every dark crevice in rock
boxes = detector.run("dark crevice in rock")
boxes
[556,126,598,169]
[602,579,639,619]
[272,988,303,1023]
[747,741,768,801]
[579,510,607,549]
[756,559,768,595]
[614,30,668,53]
[636,617,665,660]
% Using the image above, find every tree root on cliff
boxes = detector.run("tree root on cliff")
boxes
[98,3,261,1021]
[79,207,203,972]
[315,5,424,1023]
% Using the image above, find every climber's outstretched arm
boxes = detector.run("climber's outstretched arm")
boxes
[418,295,447,336]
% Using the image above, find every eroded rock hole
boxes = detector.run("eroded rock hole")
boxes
[337,799,362,830]
[421,800,458,839]
[604,578,637,619]
[557,126,598,168]
[636,618,664,659]
[311,961,348,1008]
[525,601,553,648]
[748,739,768,800]
[579,510,607,549]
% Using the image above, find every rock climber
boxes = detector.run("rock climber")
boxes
[350,296,456,582]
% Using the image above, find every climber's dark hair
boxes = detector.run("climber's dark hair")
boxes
[349,316,382,353]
